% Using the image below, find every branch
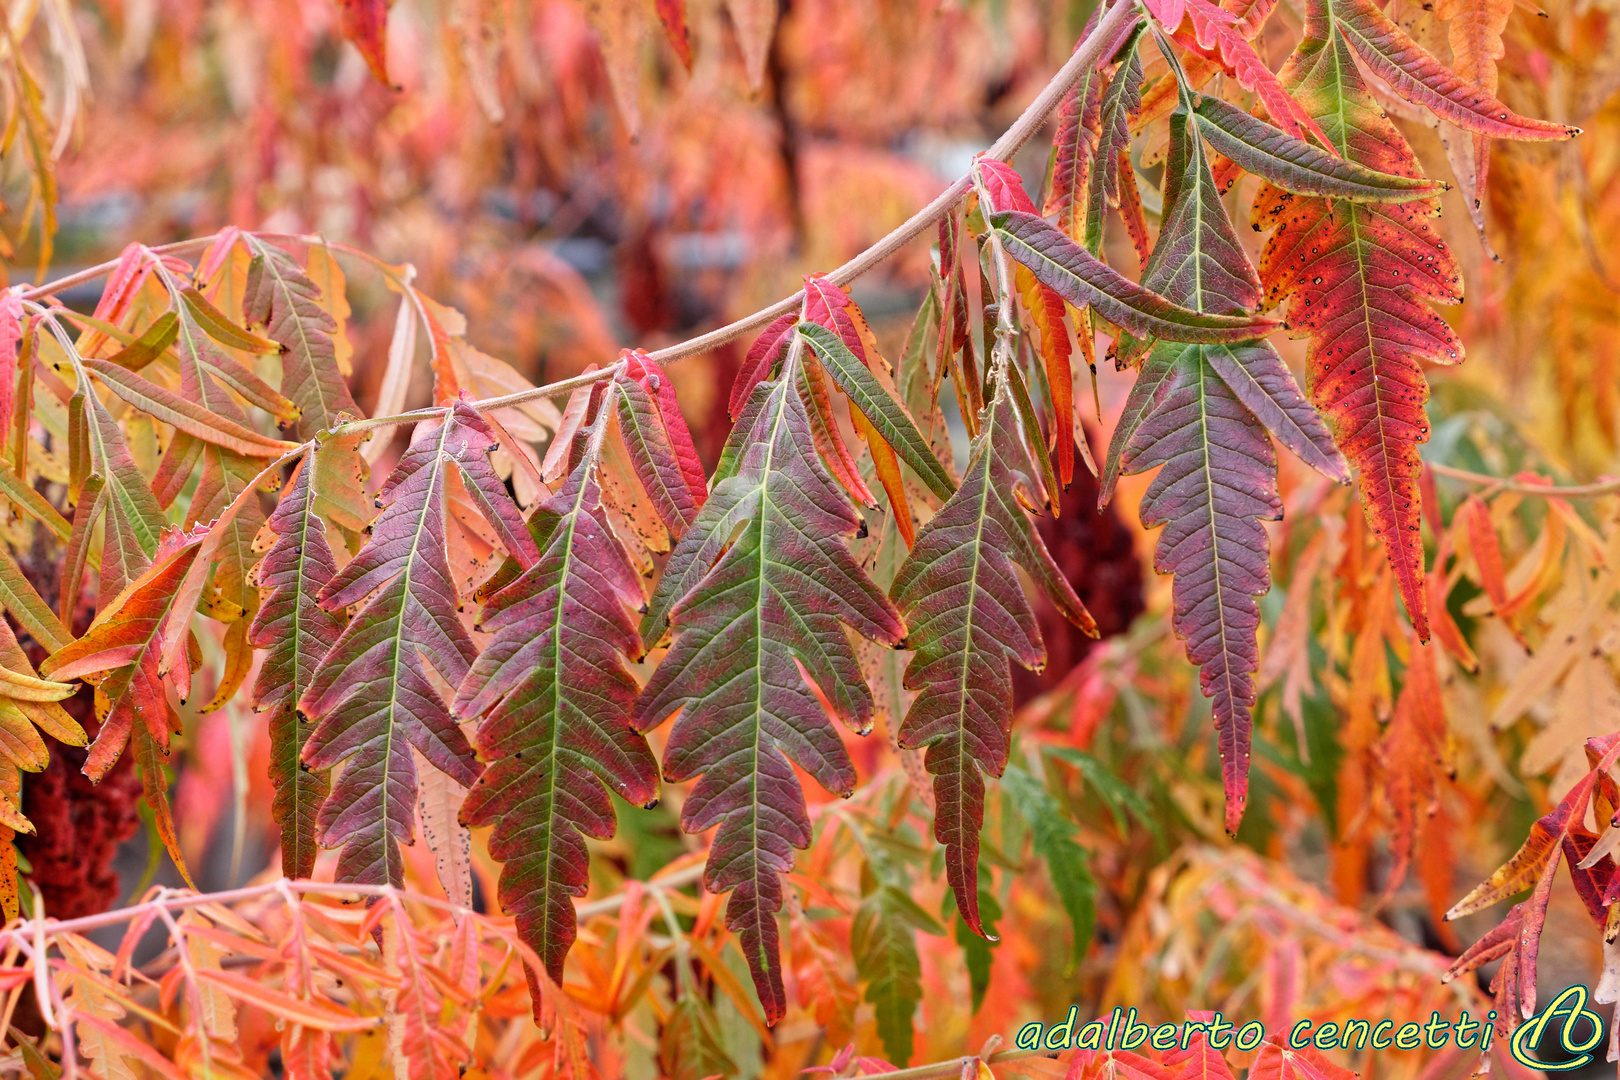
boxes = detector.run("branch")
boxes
[12,0,1139,389]
[878,1048,1061,1080]
[1428,462,1620,499]
[322,362,624,439]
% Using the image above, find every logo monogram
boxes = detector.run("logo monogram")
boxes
[1510,986,1606,1071]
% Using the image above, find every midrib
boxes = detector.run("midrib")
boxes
[746,379,791,940]
[380,421,452,885]
[539,443,593,938]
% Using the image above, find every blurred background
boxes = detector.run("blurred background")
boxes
[2,0,1619,1070]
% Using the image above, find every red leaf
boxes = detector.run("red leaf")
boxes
[733,312,797,419]
[335,0,393,86]
[1253,0,1467,641]
[655,0,693,68]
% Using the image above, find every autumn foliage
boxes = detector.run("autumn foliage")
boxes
[0,0,1611,1076]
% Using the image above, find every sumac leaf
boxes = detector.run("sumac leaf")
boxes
[456,392,660,983]
[635,355,905,1022]
[301,401,538,887]
[1192,95,1444,202]
[247,459,342,880]
[990,210,1276,343]
[891,375,1095,936]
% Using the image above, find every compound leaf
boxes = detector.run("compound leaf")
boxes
[456,387,660,983]
[635,355,905,1022]
[301,401,538,887]
[891,374,1095,936]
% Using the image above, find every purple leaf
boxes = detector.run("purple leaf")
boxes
[890,379,1095,936]
[247,458,341,879]
[635,359,905,1023]
[300,401,537,887]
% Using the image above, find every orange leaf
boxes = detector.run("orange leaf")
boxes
[335,0,392,86]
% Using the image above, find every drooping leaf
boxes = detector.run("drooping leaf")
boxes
[1001,765,1096,972]
[1144,0,1330,145]
[83,358,298,459]
[1325,0,1579,140]
[1191,95,1445,201]
[1113,344,1279,834]
[891,372,1095,936]
[247,459,342,880]
[42,526,206,782]
[990,210,1277,344]
[335,0,393,86]
[796,323,954,502]
[973,158,1081,487]
[797,276,935,536]
[455,387,660,983]
[1108,97,1342,834]
[243,238,363,438]
[1087,30,1147,256]
[937,212,982,439]
[954,884,1001,1013]
[166,300,282,707]
[660,995,738,1080]
[0,293,21,453]
[851,885,935,1066]
[1252,0,1471,640]
[1044,34,1106,241]
[301,401,538,887]
[733,312,797,420]
[635,354,905,1022]
[621,349,707,509]
[1434,0,1513,198]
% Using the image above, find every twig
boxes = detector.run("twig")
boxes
[875,1048,1061,1080]
[10,0,1137,386]
[323,363,624,438]
[1428,462,1620,499]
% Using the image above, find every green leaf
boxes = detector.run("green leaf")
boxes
[852,884,934,1065]
[1001,765,1096,972]
[990,210,1278,344]
[1192,95,1444,202]
[796,322,955,502]
[1044,747,1158,838]
[180,287,279,354]
[660,996,738,1080]
[83,356,299,458]
[635,354,905,1023]
[103,312,178,372]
